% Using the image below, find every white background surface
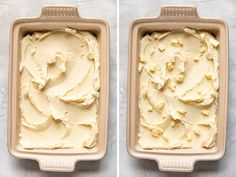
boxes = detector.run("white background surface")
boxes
[119,0,236,177]
[1,0,236,176]
[0,0,116,177]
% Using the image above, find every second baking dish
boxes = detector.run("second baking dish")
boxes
[127,5,228,172]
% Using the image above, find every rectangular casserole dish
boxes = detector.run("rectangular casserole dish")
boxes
[8,6,109,172]
[127,5,228,172]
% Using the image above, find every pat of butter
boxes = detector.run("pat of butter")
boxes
[209,38,219,48]
[139,57,146,63]
[205,72,212,80]
[176,74,184,83]
[206,53,213,60]
[158,44,165,52]
[194,56,199,62]
[157,102,165,110]
[177,109,187,116]
[148,65,156,73]
[151,128,163,137]
[171,38,183,47]
[167,62,174,71]
[170,120,176,127]
[194,129,201,136]
[201,109,210,116]
[200,46,206,53]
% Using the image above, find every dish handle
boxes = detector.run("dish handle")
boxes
[38,157,77,172]
[40,5,79,18]
[157,157,195,172]
[160,5,199,19]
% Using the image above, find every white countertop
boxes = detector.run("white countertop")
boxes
[0,0,116,176]
[119,0,236,176]
[1,0,236,176]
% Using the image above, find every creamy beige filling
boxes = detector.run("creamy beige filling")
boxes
[138,28,219,150]
[19,28,100,149]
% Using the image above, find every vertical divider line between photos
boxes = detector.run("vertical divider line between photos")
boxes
[116,0,120,176]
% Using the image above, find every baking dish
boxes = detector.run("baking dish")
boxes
[8,6,109,172]
[127,5,228,172]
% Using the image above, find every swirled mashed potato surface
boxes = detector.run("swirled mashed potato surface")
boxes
[138,28,219,149]
[19,28,99,149]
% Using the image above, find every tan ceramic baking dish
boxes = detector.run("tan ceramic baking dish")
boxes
[8,6,109,172]
[127,5,228,172]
